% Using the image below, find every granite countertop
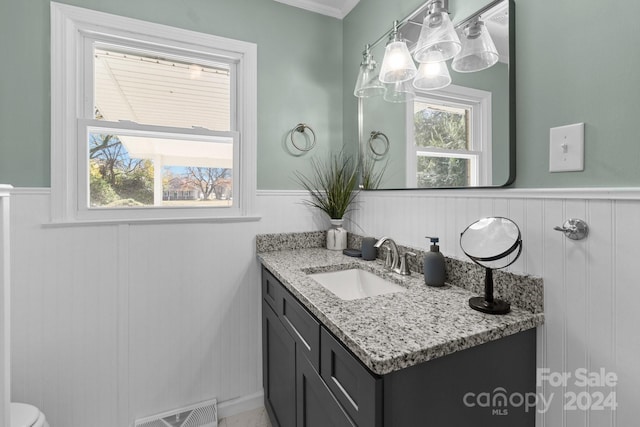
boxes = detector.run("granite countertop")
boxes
[258,247,544,376]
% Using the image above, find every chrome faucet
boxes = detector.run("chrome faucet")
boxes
[374,237,416,275]
[374,237,400,272]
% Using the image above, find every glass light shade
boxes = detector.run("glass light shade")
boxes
[413,52,451,90]
[383,80,415,103]
[451,21,499,73]
[379,40,418,83]
[354,58,386,98]
[414,10,461,63]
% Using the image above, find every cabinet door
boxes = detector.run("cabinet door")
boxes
[296,346,356,427]
[263,302,296,427]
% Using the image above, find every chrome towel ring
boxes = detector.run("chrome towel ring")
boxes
[290,123,316,152]
[368,131,390,157]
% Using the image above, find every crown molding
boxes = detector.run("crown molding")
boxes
[273,0,359,19]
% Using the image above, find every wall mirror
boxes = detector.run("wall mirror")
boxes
[357,0,514,189]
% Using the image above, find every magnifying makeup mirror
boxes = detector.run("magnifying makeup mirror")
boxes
[460,217,522,315]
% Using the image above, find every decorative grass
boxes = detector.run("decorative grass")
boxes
[294,152,359,220]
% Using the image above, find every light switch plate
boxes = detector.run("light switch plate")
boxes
[549,122,585,172]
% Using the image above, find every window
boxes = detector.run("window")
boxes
[406,85,492,188]
[51,3,256,222]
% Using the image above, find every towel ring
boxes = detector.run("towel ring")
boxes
[368,131,390,157]
[290,123,316,152]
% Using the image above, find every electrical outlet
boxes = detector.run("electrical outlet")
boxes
[549,123,584,172]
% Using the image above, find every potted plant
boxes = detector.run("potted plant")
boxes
[295,151,359,250]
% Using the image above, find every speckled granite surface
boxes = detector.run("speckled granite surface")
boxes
[256,231,325,252]
[257,240,544,376]
[258,231,544,314]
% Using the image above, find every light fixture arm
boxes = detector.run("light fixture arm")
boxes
[454,0,502,29]
[360,44,374,68]
[361,43,371,58]
[462,18,484,39]
[364,0,502,52]
[387,20,401,44]
[427,0,447,15]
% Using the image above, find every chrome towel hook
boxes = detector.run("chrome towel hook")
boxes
[554,218,589,240]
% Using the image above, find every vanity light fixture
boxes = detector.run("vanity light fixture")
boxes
[413,0,461,63]
[378,21,417,84]
[451,18,499,72]
[354,44,386,98]
[357,0,504,101]
[412,51,452,91]
[383,80,416,103]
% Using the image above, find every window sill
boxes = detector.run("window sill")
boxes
[44,215,262,228]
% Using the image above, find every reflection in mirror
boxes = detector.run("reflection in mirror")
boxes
[357,0,514,189]
[460,217,522,314]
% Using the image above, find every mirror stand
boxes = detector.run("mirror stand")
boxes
[468,268,510,314]
[460,217,522,316]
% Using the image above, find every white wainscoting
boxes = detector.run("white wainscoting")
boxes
[350,189,640,427]
[8,189,319,427]
[8,188,640,427]
[0,185,11,427]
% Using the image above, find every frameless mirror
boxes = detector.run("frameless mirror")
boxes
[460,217,522,314]
[358,0,514,189]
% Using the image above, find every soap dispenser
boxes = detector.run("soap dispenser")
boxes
[423,236,446,287]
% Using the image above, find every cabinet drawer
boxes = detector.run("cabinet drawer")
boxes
[262,267,280,312]
[281,287,320,371]
[320,328,382,427]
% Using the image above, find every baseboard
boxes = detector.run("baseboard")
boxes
[217,390,264,420]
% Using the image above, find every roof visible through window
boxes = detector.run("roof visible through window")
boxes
[94,46,231,131]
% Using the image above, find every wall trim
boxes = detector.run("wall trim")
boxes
[272,0,359,19]
[0,185,13,197]
[10,187,640,201]
[357,187,640,200]
[8,187,50,196]
[256,189,309,197]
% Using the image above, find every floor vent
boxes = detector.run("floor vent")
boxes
[134,399,218,427]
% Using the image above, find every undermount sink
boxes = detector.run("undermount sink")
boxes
[308,268,407,300]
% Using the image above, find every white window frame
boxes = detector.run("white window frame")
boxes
[406,85,492,188]
[51,2,257,223]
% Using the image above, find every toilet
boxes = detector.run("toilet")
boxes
[10,403,49,427]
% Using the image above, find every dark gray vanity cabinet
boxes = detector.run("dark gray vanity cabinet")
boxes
[261,266,536,427]
[262,267,373,427]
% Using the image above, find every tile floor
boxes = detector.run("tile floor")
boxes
[219,406,272,427]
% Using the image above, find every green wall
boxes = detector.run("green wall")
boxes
[345,0,640,188]
[0,0,343,189]
[4,0,640,189]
